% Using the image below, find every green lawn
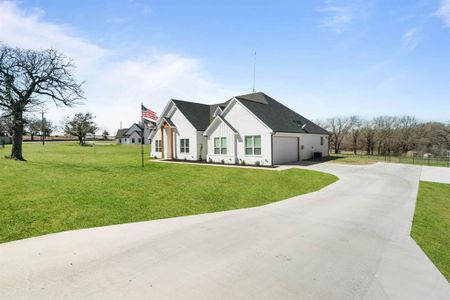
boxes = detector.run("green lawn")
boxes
[0,143,337,243]
[329,153,450,167]
[412,181,450,281]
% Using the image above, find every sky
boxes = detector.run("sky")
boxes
[0,0,449,134]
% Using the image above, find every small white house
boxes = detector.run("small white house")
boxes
[149,92,329,166]
[115,123,144,144]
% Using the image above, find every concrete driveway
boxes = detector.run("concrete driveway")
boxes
[0,163,449,299]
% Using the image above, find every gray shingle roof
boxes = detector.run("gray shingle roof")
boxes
[171,99,212,130]
[115,128,128,138]
[235,92,329,134]
[115,123,144,138]
[171,92,328,135]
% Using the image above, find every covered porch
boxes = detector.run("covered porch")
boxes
[160,118,176,160]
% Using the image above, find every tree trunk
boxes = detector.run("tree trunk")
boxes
[11,110,25,160]
[30,134,34,141]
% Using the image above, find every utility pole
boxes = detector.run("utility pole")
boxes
[41,111,45,145]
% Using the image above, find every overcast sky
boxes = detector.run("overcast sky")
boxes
[0,0,449,134]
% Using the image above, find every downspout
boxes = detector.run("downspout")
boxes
[270,132,274,166]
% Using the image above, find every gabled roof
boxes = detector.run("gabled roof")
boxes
[166,92,328,135]
[172,99,211,131]
[234,92,329,135]
[125,123,143,135]
[204,115,238,136]
[115,128,128,138]
[116,123,143,139]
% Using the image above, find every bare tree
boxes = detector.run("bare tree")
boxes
[26,117,41,141]
[349,115,362,155]
[27,116,54,141]
[396,116,418,154]
[64,112,97,146]
[0,116,14,136]
[361,120,375,155]
[373,116,397,155]
[326,117,353,154]
[102,130,109,140]
[0,43,83,160]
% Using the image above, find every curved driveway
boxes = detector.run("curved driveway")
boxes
[1,162,449,299]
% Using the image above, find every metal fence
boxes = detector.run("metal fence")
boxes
[336,153,450,168]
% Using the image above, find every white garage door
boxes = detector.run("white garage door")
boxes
[273,136,299,164]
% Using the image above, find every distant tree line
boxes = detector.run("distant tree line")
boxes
[0,112,99,146]
[0,115,54,140]
[322,116,450,157]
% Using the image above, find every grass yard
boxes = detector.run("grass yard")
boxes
[329,153,450,167]
[0,143,337,243]
[328,154,376,165]
[411,181,450,281]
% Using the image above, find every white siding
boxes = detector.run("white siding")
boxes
[222,100,272,166]
[150,127,163,158]
[197,131,207,161]
[171,108,198,160]
[150,105,203,161]
[206,119,236,164]
[117,131,142,145]
[273,136,299,164]
[299,133,329,160]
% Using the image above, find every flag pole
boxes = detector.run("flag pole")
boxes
[141,102,145,169]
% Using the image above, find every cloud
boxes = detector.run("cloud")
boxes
[318,0,373,33]
[436,0,450,27]
[0,1,235,133]
[401,28,419,50]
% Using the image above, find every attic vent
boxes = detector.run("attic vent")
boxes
[295,120,308,131]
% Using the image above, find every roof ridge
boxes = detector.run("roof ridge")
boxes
[172,99,210,107]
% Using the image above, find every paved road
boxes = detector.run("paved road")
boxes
[421,165,450,184]
[1,163,449,299]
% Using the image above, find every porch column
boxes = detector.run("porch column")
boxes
[161,126,164,159]
[170,127,174,159]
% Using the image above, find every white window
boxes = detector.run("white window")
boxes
[180,138,189,153]
[155,140,162,152]
[214,137,227,155]
[320,136,324,146]
[245,135,261,155]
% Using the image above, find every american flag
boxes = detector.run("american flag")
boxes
[141,104,158,121]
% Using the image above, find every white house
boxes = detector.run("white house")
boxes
[115,121,156,145]
[115,123,144,144]
[149,92,329,166]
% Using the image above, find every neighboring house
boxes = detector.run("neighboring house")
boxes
[149,92,329,165]
[0,136,11,145]
[115,123,144,144]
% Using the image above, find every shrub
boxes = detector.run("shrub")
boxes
[208,157,212,163]
[221,159,225,164]
[255,161,260,166]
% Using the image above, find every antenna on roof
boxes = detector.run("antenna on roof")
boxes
[252,51,256,93]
